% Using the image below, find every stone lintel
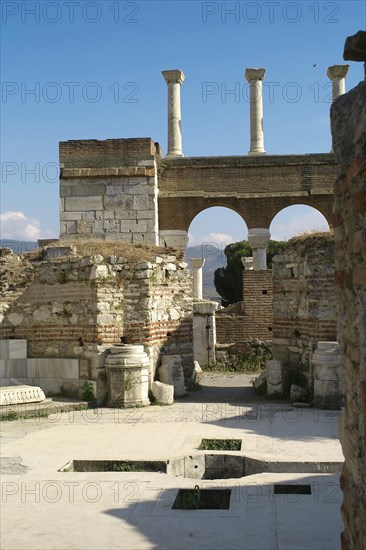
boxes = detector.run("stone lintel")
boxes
[162,69,185,85]
[245,68,266,82]
[327,65,350,80]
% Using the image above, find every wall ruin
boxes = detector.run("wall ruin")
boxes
[331,62,366,548]
[0,243,193,396]
[271,233,337,370]
[216,270,273,351]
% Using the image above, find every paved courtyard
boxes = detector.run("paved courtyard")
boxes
[0,373,344,550]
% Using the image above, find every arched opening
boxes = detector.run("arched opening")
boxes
[186,206,248,301]
[269,205,331,241]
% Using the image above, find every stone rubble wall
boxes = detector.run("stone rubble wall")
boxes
[59,138,160,245]
[0,246,194,391]
[331,78,366,549]
[216,270,273,351]
[271,234,337,370]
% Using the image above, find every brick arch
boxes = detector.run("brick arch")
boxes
[158,153,338,233]
[187,201,249,232]
[268,201,332,230]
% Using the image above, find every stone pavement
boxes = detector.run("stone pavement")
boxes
[0,373,344,550]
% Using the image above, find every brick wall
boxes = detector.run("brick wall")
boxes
[331,75,366,549]
[216,270,273,350]
[271,233,337,369]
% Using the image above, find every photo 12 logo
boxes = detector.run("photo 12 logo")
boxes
[201,2,340,24]
[1,81,140,104]
[1,2,140,24]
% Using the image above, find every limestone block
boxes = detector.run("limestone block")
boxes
[158,355,186,397]
[33,307,51,322]
[64,196,103,212]
[7,313,24,326]
[44,246,75,259]
[151,381,174,405]
[0,340,27,359]
[76,220,92,234]
[89,265,109,280]
[0,385,46,406]
[184,455,205,480]
[253,370,266,391]
[191,361,203,383]
[133,195,149,210]
[266,359,283,395]
[105,185,125,195]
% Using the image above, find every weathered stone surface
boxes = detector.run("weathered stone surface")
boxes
[253,370,266,391]
[290,384,307,403]
[331,41,366,549]
[272,234,336,370]
[266,359,283,395]
[158,355,186,397]
[343,30,366,62]
[0,385,45,406]
[105,344,150,408]
[151,381,174,405]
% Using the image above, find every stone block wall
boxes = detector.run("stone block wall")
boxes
[331,76,366,549]
[59,138,161,245]
[216,270,273,351]
[0,244,194,391]
[271,234,337,369]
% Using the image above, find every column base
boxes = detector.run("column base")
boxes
[248,150,266,156]
[165,152,184,159]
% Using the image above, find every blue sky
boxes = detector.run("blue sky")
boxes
[1,0,365,245]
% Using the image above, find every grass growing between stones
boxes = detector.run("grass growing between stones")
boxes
[35,240,178,264]
[172,487,231,510]
[198,438,242,451]
[0,410,50,421]
[206,348,272,374]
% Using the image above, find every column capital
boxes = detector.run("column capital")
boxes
[248,228,270,249]
[190,258,205,269]
[245,68,266,82]
[327,64,350,80]
[162,69,185,85]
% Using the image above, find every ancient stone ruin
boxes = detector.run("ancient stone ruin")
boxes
[0,40,366,548]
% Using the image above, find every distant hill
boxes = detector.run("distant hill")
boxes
[186,244,226,301]
[0,240,38,253]
[0,239,225,301]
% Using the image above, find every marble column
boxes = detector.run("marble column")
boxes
[190,258,205,299]
[327,65,350,101]
[245,68,266,155]
[162,69,185,158]
[248,228,270,270]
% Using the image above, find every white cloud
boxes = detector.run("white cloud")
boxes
[270,210,330,241]
[188,232,234,248]
[0,211,56,241]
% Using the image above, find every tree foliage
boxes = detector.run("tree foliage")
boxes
[214,240,286,306]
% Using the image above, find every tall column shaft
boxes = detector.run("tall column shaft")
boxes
[162,70,185,158]
[327,65,350,102]
[245,68,266,156]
